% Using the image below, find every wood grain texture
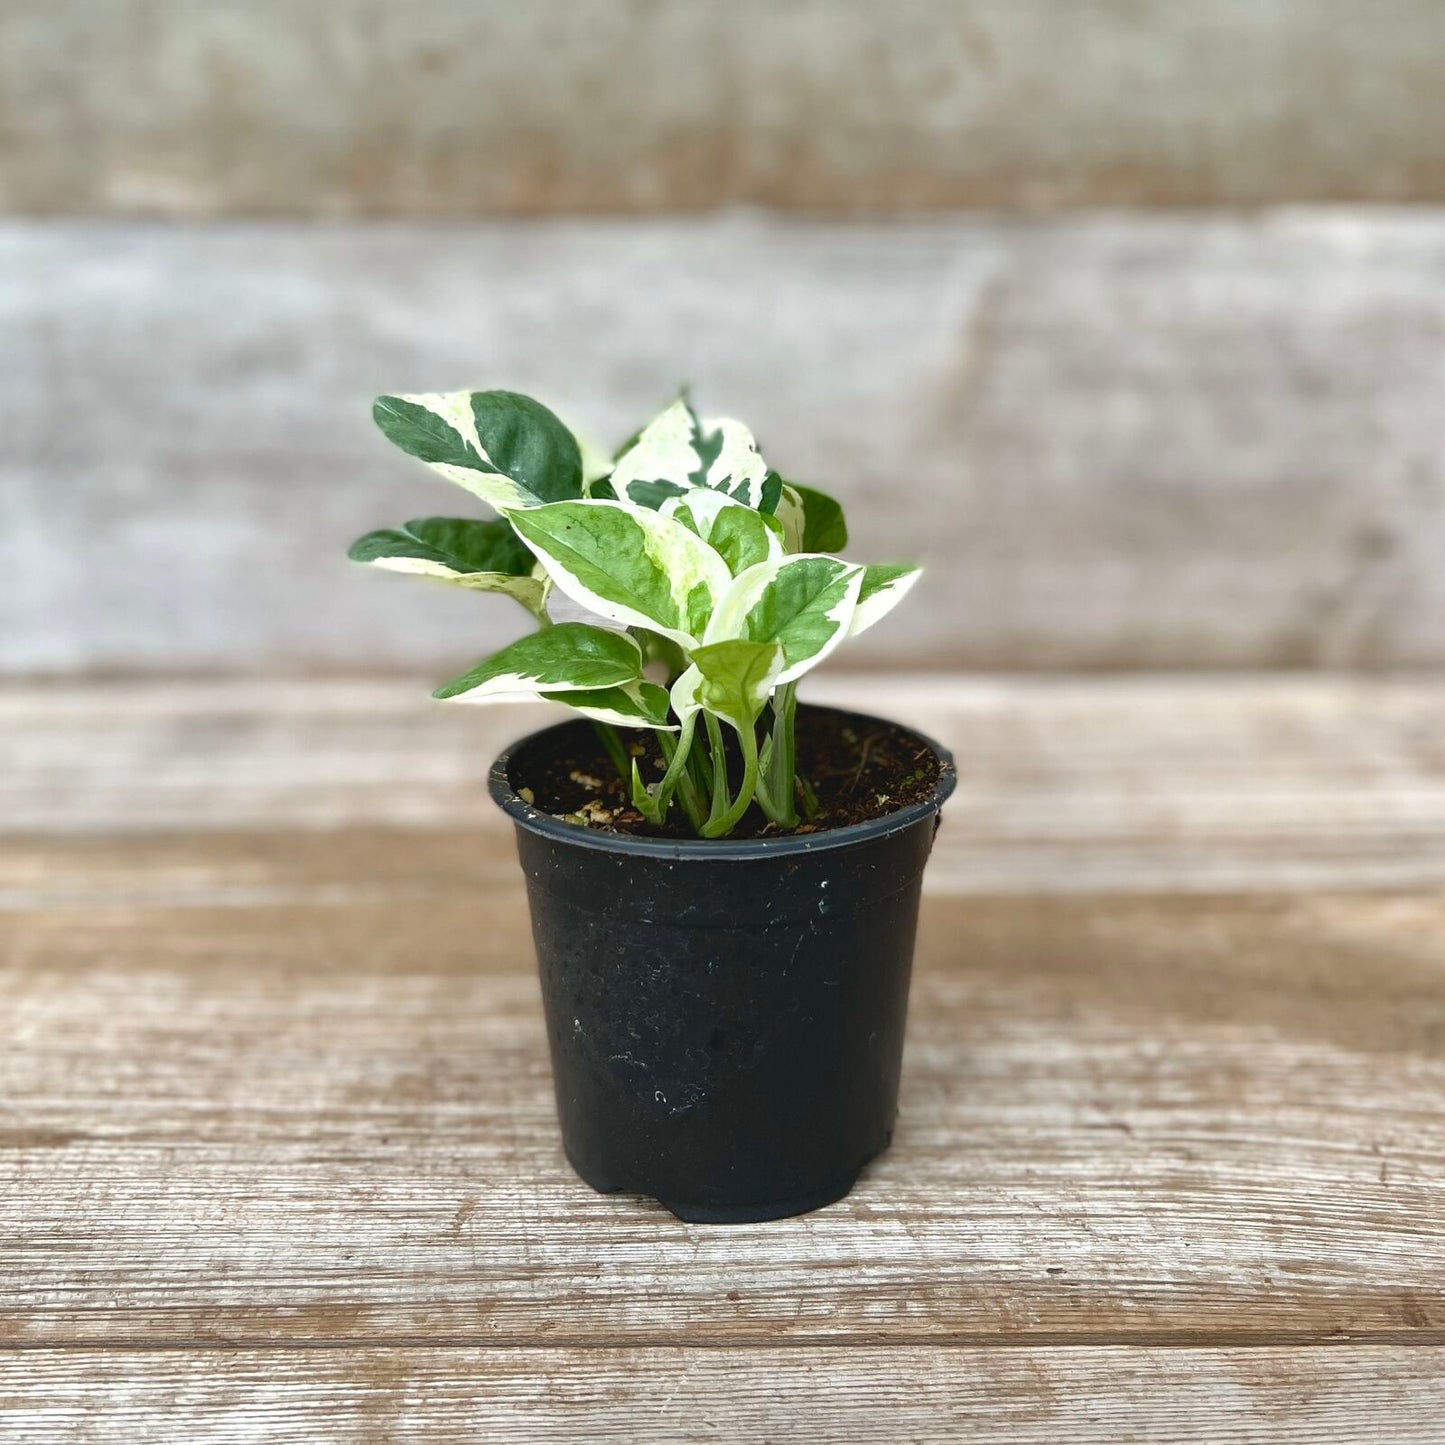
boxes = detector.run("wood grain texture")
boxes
[6,839,1445,1347]
[4,1347,1444,1443]
[6,675,1445,895]
[6,3,1445,215]
[6,677,1445,1433]
[9,214,1445,673]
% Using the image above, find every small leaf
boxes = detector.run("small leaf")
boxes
[547,681,674,729]
[689,640,785,730]
[509,500,731,647]
[469,391,583,505]
[348,517,548,614]
[773,482,848,553]
[611,397,772,511]
[850,564,923,637]
[373,395,483,469]
[662,491,782,577]
[434,624,642,701]
[349,516,533,576]
[705,554,863,683]
[373,390,583,512]
[792,484,849,552]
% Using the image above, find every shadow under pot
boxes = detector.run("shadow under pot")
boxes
[489,704,956,1223]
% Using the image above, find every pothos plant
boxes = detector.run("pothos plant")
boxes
[350,390,920,838]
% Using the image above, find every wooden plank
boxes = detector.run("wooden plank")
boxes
[5,820,1445,1347]
[4,1347,1444,1444]
[6,676,1445,895]
[8,214,1445,673]
[6,3,1445,214]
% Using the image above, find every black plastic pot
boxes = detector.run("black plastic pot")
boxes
[489,704,956,1223]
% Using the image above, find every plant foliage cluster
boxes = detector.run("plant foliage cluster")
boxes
[351,390,920,837]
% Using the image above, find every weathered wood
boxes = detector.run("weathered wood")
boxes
[5,822,1445,1347]
[6,676,1445,895]
[9,215,1445,673]
[6,3,1445,214]
[6,677,1445,1429]
[4,1347,1444,1443]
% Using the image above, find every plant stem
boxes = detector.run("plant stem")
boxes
[755,683,801,828]
[648,717,704,830]
[701,721,760,838]
[702,712,733,831]
[592,722,629,784]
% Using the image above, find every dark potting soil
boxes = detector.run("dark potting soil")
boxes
[513,707,942,839]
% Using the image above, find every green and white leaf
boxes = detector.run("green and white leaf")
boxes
[684,640,785,731]
[609,398,773,511]
[546,681,675,729]
[662,490,782,577]
[348,516,549,614]
[509,500,732,648]
[774,482,848,554]
[704,554,863,684]
[850,564,923,637]
[433,624,642,702]
[373,390,584,513]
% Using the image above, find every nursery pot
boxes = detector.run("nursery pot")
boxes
[489,705,956,1223]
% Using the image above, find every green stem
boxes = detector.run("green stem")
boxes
[592,722,629,784]
[701,721,760,839]
[755,683,800,828]
[643,716,703,830]
[702,712,732,831]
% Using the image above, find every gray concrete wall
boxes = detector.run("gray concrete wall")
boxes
[4,2,1445,216]
[8,214,1445,676]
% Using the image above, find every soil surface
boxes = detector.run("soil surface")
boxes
[509,706,943,839]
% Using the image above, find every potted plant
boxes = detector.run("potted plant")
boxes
[351,389,955,1221]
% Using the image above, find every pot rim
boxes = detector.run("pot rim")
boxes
[488,702,957,861]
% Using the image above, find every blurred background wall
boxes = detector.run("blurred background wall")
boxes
[6,0,1445,675]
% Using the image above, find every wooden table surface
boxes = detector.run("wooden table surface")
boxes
[5,675,1445,1441]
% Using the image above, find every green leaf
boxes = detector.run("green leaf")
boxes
[434,623,642,701]
[758,469,784,516]
[469,391,583,504]
[663,491,782,577]
[850,564,922,637]
[348,517,548,614]
[509,500,732,647]
[547,681,674,729]
[373,390,583,512]
[792,484,849,552]
[705,554,863,683]
[610,397,772,511]
[773,482,848,553]
[372,396,483,469]
[688,640,785,730]
[349,516,532,575]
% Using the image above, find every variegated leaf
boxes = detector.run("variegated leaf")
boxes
[662,490,783,577]
[609,398,774,512]
[509,500,732,648]
[773,482,848,554]
[348,517,549,615]
[373,390,583,513]
[704,554,863,684]
[433,624,642,702]
[687,640,785,730]
[546,681,675,729]
[850,564,923,637]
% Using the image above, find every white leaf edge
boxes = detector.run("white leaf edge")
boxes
[702,553,864,684]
